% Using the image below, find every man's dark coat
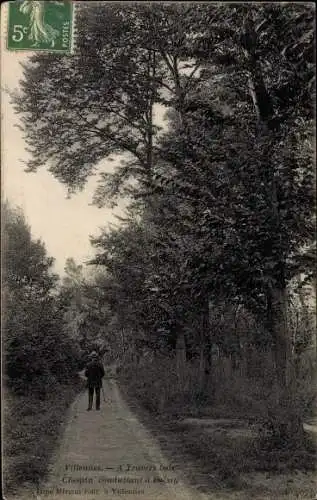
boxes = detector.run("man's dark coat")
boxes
[85,360,105,388]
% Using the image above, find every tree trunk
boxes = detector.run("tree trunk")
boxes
[146,49,155,178]
[199,342,205,388]
[198,297,212,392]
[269,285,293,388]
[315,279,317,362]
[176,329,186,387]
[313,278,317,362]
[246,47,291,389]
[231,305,241,372]
[297,275,312,346]
[244,20,304,444]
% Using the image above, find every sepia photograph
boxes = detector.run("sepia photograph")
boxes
[1,1,316,499]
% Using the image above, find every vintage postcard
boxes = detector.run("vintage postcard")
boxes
[1,2,316,500]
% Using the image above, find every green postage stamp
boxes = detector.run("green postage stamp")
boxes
[7,1,73,52]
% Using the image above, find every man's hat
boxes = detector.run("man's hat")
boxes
[89,351,98,358]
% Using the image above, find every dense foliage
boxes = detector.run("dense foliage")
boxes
[2,203,81,395]
[12,3,316,440]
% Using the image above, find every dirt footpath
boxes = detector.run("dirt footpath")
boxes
[11,379,214,500]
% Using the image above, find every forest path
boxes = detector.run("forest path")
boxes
[20,378,217,500]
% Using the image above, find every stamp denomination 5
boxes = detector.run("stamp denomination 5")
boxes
[7,1,73,52]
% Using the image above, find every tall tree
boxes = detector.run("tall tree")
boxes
[151,3,315,389]
[2,202,79,394]
[12,3,208,205]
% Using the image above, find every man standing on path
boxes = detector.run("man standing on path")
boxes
[85,351,105,411]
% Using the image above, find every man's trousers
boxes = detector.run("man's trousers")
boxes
[88,386,101,410]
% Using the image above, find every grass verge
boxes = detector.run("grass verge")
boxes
[3,376,84,496]
[118,361,316,499]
